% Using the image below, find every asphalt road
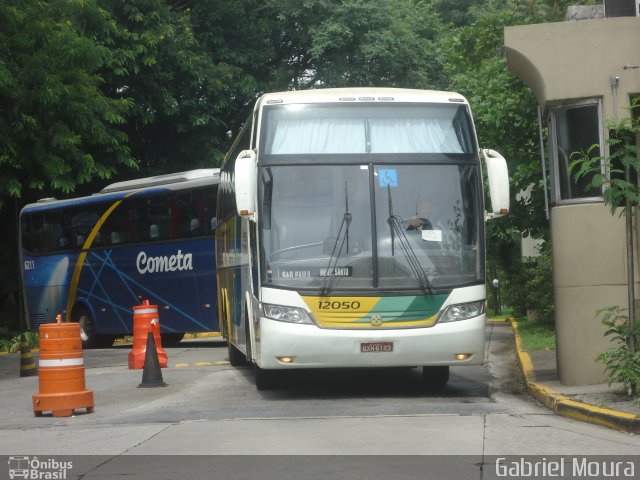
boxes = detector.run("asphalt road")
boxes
[0,324,639,479]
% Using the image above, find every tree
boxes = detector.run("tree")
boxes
[0,0,136,207]
[436,0,577,319]
[256,0,444,90]
[97,0,226,175]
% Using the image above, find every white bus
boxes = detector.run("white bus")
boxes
[216,88,509,389]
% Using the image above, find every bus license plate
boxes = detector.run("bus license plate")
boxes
[360,341,393,353]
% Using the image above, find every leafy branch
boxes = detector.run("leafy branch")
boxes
[595,306,640,401]
[569,98,640,216]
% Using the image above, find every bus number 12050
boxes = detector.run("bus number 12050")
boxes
[318,300,361,310]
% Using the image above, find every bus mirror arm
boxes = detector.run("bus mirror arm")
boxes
[234,150,258,220]
[481,149,510,220]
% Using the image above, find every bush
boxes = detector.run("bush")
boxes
[502,245,554,324]
[596,306,640,402]
[0,330,39,353]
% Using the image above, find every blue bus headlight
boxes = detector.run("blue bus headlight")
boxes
[262,303,313,324]
[438,301,485,323]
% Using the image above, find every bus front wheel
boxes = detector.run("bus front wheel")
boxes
[75,307,114,349]
[161,333,185,346]
[422,366,450,387]
[77,308,97,349]
[228,342,248,366]
[254,365,278,390]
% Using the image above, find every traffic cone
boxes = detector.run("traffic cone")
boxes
[138,332,167,388]
[20,333,38,377]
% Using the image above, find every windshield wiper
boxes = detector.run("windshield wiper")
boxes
[321,182,351,295]
[385,186,433,294]
[262,167,273,230]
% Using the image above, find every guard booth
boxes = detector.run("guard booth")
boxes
[504,2,640,385]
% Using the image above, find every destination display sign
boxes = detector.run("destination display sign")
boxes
[275,266,353,279]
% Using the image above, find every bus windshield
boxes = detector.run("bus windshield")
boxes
[262,103,474,155]
[259,162,481,291]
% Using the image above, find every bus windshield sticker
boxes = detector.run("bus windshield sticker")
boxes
[378,169,398,188]
[422,229,443,242]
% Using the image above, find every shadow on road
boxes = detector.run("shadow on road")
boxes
[237,366,490,400]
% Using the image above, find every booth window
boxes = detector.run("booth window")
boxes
[550,101,603,203]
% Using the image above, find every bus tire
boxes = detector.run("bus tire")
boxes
[228,341,248,366]
[161,333,185,346]
[76,307,98,349]
[254,365,277,390]
[422,366,450,387]
[95,335,116,348]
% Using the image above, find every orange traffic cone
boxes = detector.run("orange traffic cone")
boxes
[32,315,94,417]
[128,300,167,369]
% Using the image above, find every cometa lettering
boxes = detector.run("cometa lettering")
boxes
[136,250,193,274]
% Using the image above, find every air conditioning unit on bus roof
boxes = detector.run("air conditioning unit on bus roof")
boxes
[100,168,220,194]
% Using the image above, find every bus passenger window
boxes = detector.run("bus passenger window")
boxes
[190,218,201,235]
[136,196,169,242]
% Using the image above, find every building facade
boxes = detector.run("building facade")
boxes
[504,10,640,385]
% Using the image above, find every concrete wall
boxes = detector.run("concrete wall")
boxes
[551,204,634,384]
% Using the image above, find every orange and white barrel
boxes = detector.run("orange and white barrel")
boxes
[128,300,167,369]
[32,318,94,417]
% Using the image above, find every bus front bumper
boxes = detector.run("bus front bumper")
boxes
[255,315,486,369]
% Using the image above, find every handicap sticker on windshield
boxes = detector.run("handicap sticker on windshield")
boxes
[378,169,398,188]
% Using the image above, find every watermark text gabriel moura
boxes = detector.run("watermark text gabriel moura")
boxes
[496,457,635,478]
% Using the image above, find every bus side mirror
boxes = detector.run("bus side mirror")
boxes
[482,149,510,219]
[234,150,257,220]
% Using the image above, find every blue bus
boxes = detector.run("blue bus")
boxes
[19,169,220,348]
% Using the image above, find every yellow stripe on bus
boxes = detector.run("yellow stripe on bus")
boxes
[65,193,135,319]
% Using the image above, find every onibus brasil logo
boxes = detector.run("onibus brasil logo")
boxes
[8,457,73,480]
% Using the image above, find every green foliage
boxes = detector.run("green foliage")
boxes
[440,0,581,328]
[259,0,444,90]
[517,320,556,352]
[595,307,640,401]
[0,330,39,354]
[570,99,640,216]
[502,245,555,324]
[99,0,227,173]
[0,0,136,204]
[0,0,578,328]
[441,0,551,237]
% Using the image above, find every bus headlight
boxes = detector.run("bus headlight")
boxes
[438,301,485,323]
[261,303,313,324]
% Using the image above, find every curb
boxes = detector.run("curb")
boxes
[510,319,640,434]
[183,332,221,339]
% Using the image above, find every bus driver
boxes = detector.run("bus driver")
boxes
[406,199,433,231]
